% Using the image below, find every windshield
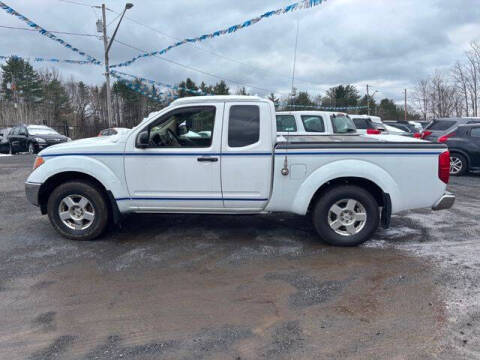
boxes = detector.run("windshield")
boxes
[27,126,59,136]
[332,115,357,134]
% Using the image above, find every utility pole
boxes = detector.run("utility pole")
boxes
[366,84,370,115]
[404,89,407,122]
[101,4,112,127]
[97,3,134,127]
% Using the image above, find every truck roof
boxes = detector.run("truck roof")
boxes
[276,110,346,116]
[171,95,270,106]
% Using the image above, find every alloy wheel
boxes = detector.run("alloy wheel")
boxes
[58,194,95,231]
[450,156,463,175]
[327,198,367,236]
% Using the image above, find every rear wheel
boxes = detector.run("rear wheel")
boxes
[312,185,380,247]
[450,153,467,176]
[47,181,109,240]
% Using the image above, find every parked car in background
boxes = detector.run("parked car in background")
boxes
[8,125,70,154]
[384,121,418,134]
[435,124,480,176]
[419,118,480,142]
[347,115,409,135]
[0,127,11,153]
[98,127,130,136]
[276,111,357,135]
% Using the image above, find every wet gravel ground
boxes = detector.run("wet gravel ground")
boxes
[0,154,479,359]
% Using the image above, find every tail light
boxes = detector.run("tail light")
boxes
[367,129,381,135]
[438,132,456,143]
[421,130,432,139]
[413,133,422,138]
[438,151,450,184]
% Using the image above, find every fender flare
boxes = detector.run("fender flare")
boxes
[28,155,129,200]
[291,159,402,215]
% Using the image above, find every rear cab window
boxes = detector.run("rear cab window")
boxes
[228,105,260,147]
[426,120,456,131]
[351,118,370,130]
[276,115,297,132]
[331,115,357,134]
[301,115,325,132]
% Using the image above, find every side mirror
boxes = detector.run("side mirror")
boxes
[136,131,149,148]
[178,124,188,136]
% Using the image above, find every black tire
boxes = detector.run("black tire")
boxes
[47,181,109,241]
[312,185,380,247]
[449,153,467,176]
[28,142,37,154]
[9,143,16,155]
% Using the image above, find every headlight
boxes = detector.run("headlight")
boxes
[35,137,46,143]
[33,156,44,170]
[67,137,72,142]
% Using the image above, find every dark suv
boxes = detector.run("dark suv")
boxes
[421,118,480,141]
[438,124,480,176]
[0,128,11,153]
[8,125,70,154]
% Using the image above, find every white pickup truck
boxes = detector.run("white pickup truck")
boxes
[25,95,455,246]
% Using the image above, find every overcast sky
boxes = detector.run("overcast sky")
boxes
[1,0,479,103]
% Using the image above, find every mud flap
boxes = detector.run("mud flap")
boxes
[107,190,123,228]
[381,193,392,229]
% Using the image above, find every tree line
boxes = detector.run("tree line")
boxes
[414,41,480,120]
[0,56,421,139]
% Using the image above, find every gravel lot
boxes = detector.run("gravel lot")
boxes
[0,154,479,359]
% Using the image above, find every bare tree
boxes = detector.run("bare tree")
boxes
[452,61,470,116]
[414,79,430,120]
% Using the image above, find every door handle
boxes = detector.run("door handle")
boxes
[197,157,218,162]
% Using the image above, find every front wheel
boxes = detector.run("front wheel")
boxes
[312,185,380,247]
[28,142,37,154]
[9,143,16,155]
[450,153,467,176]
[47,181,109,240]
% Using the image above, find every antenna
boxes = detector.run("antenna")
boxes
[290,19,300,110]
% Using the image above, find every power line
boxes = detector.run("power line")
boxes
[113,39,277,94]
[55,0,325,91]
[0,24,99,37]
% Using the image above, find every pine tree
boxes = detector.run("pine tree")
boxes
[1,57,42,104]
[213,80,229,95]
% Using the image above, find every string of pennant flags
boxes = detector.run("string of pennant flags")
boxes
[109,0,326,69]
[0,1,102,65]
[281,104,369,110]
[0,0,370,111]
[0,54,369,111]
[109,71,167,102]
[111,70,206,96]
[0,55,95,65]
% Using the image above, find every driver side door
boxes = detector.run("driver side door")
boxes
[124,104,224,211]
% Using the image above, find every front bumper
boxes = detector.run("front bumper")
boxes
[25,182,42,207]
[432,192,455,211]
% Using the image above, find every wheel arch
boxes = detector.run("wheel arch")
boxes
[290,159,401,215]
[449,148,470,169]
[307,177,386,215]
[39,172,107,214]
